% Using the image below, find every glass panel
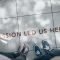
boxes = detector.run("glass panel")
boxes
[0,18,19,52]
[0,0,16,18]
[18,14,56,50]
[17,0,51,16]
[51,0,60,12]
[53,13,60,48]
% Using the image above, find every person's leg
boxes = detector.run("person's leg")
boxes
[16,54,26,60]
[0,52,20,58]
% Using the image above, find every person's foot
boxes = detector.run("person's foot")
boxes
[33,45,42,56]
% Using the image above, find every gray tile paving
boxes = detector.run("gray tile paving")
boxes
[0,0,60,60]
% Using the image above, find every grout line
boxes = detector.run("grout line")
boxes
[15,0,19,34]
[0,11,60,19]
[17,11,60,17]
[15,0,20,48]
[15,0,21,49]
[50,0,57,48]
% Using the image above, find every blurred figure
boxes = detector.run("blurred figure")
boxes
[0,43,29,60]
[42,40,50,50]
[33,44,42,56]
[34,40,60,60]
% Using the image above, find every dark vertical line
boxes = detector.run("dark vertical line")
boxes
[15,0,20,46]
[16,0,19,28]
[50,0,57,48]
[16,0,19,31]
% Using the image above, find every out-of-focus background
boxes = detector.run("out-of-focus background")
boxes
[0,0,60,60]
